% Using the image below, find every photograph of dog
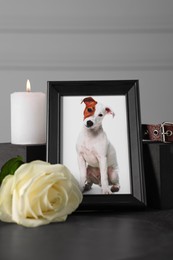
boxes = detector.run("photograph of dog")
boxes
[61,95,131,195]
[76,96,120,194]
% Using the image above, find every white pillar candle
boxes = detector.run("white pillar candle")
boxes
[11,80,46,145]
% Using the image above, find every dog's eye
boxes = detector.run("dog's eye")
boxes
[98,114,103,117]
[87,108,93,113]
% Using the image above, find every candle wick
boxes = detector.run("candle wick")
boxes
[26,88,31,93]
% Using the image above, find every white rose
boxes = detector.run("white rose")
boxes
[0,161,83,227]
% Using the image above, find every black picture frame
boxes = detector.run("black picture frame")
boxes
[47,80,146,210]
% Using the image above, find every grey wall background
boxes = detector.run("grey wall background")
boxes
[0,0,173,142]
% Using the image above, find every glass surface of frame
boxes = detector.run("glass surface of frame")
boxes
[47,80,146,210]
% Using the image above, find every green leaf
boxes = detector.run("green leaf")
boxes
[0,156,24,184]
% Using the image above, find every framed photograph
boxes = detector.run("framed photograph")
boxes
[47,80,146,210]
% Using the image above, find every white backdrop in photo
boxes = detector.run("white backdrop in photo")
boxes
[62,95,131,194]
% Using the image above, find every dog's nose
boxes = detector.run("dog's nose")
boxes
[86,120,93,127]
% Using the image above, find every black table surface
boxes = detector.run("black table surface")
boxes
[1,209,173,260]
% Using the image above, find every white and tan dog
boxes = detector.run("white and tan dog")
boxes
[76,97,120,194]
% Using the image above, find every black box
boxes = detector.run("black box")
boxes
[143,141,173,209]
[0,143,46,169]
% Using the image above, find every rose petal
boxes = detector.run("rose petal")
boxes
[0,175,14,222]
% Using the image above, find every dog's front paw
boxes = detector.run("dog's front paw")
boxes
[102,186,112,195]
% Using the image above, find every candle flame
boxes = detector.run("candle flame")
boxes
[26,80,31,92]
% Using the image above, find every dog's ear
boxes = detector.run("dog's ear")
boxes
[105,107,115,117]
[81,97,97,106]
